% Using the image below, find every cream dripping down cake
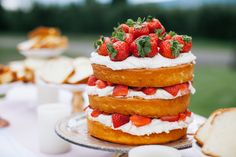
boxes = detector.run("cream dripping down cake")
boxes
[85,16,196,145]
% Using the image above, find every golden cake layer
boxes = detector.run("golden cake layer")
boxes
[89,94,190,118]
[92,63,194,87]
[87,119,187,145]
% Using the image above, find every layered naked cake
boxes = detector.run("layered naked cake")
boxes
[85,16,196,145]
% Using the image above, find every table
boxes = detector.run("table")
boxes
[0,85,208,157]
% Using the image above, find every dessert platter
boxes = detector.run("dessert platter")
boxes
[0,64,21,95]
[56,15,202,153]
[17,26,68,58]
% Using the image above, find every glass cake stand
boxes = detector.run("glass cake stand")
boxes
[55,113,206,156]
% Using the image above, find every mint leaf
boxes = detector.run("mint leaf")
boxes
[106,43,117,59]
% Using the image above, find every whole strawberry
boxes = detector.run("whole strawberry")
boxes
[111,31,134,45]
[146,15,165,34]
[173,35,192,52]
[126,17,149,39]
[106,41,130,61]
[163,31,176,40]
[118,23,130,33]
[94,36,110,56]
[130,35,158,58]
[159,39,183,59]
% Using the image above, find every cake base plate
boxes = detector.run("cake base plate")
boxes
[55,113,206,153]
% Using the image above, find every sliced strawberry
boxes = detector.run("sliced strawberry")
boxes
[130,115,152,127]
[106,81,114,86]
[142,87,157,95]
[112,113,130,128]
[96,80,107,89]
[185,109,192,117]
[87,75,97,86]
[160,115,179,122]
[112,85,128,96]
[163,85,179,96]
[179,82,190,95]
[178,113,186,121]
[91,109,102,117]
[132,87,143,91]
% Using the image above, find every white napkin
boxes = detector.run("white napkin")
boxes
[0,129,38,157]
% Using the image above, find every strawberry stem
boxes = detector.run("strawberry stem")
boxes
[106,43,117,59]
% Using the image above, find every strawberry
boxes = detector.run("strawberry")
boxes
[112,113,130,128]
[106,81,114,86]
[163,84,179,96]
[142,87,157,95]
[164,31,176,40]
[146,16,165,34]
[106,41,130,61]
[126,17,149,39]
[112,85,128,96]
[91,109,102,117]
[130,35,158,58]
[112,31,134,45]
[160,115,179,122]
[96,80,107,89]
[178,113,186,121]
[159,39,183,59]
[149,33,159,43]
[179,82,190,95]
[94,36,110,56]
[118,23,130,33]
[173,35,192,52]
[130,115,152,127]
[87,75,97,86]
[132,87,143,91]
[185,109,192,117]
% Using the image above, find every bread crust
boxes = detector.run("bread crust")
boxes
[92,63,194,87]
[87,119,187,145]
[89,94,190,118]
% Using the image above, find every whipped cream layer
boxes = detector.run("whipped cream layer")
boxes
[86,108,193,136]
[86,81,195,100]
[90,52,196,70]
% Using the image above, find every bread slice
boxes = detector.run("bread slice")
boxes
[40,58,74,84]
[195,108,236,157]
[194,109,225,146]
[66,57,92,84]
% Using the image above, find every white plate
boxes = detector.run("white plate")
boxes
[19,48,66,59]
[0,82,22,95]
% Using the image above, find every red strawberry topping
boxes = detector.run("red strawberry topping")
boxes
[173,35,192,53]
[160,115,179,122]
[130,35,158,58]
[126,17,149,39]
[87,75,97,86]
[107,41,130,61]
[163,84,180,96]
[91,109,102,117]
[112,113,130,128]
[130,115,152,127]
[94,36,110,56]
[179,82,190,95]
[185,109,192,117]
[119,23,130,33]
[112,31,134,45]
[178,113,187,121]
[96,80,107,89]
[142,87,157,95]
[146,16,165,33]
[112,85,129,96]
[159,39,183,59]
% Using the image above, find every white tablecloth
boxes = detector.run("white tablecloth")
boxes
[0,85,207,157]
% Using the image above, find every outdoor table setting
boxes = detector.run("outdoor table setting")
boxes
[0,3,236,156]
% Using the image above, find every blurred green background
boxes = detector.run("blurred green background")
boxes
[0,0,236,117]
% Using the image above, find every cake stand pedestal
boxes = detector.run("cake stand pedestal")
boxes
[55,113,206,156]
